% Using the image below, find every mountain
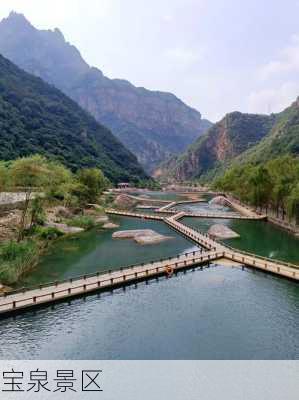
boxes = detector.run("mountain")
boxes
[155,112,276,181]
[0,12,212,172]
[0,53,149,183]
[237,98,299,164]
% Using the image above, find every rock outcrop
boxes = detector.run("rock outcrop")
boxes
[156,112,276,181]
[45,222,84,234]
[95,216,109,224]
[103,222,119,229]
[114,195,136,210]
[112,229,172,245]
[209,196,228,207]
[208,224,240,239]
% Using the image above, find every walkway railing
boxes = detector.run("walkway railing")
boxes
[2,248,209,298]
[0,250,222,314]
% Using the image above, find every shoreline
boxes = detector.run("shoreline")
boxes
[225,194,299,238]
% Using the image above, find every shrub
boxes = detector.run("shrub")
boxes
[0,240,33,262]
[35,226,64,240]
[0,240,39,284]
[66,216,95,230]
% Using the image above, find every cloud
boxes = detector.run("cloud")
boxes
[165,47,204,67]
[259,34,299,79]
[248,82,299,114]
[162,15,174,23]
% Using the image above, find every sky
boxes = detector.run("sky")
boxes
[1,0,299,122]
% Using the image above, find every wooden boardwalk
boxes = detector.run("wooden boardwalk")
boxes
[0,249,222,316]
[106,209,164,220]
[107,209,299,281]
[153,196,266,220]
[107,206,265,221]
[0,196,297,317]
[165,213,299,280]
[182,212,265,220]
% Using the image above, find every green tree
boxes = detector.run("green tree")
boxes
[267,155,299,219]
[10,155,72,240]
[75,168,108,205]
[0,162,9,191]
[249,166,272,210]
[287,183,299,224]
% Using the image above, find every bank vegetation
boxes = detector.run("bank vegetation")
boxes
[213,155,299,225]
[0,154,111,286]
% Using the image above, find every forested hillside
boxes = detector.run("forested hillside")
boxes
[0,54,149,183]
[236,98,299,164]
[155,112,276,181]
[0,12,211,172]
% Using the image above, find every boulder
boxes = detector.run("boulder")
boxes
[55,206,73,219]
[114,194,136,209]
[208,224,240,239]
[112,229,152,239]
[134,233,172,245]
[95,215,109,223]
[209,196,228,207]
[112,229,172,245]
[103,222,119,229]
[45,222,84,234]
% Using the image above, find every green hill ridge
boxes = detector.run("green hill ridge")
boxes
[155,112,276,181]
[0,54,148,183]
[0,12,212,172]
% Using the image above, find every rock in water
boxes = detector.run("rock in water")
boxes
[45,222,84,234]
[112,229,172,245]
[208,224,240,239]
[103,222,119,229]
[95,216,109,223]
[114,194,136,209]
[134,234,171,245]
[209,196,228,206]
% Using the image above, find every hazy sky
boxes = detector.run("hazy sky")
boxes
[1,0,299,121]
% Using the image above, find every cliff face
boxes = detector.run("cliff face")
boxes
[156,112,276,181]
[238,99,299,164]
[0,12,211,172]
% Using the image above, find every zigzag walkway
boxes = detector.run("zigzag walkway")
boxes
[106,209,164,220]
[154,197,265,220]
[1,206,297,317]
[159,210,262,220]
[107,209,299,281]
[165,212,299,280]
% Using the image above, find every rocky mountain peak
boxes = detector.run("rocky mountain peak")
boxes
[0,14,211,172]
[3,11,34,31]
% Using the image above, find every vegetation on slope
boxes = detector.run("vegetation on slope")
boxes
[213,155,299,224]
[0,53,149,183]
[156,112,276,181]
[236,98,299,164]
[0,12,211,172]
[0,155,111,285]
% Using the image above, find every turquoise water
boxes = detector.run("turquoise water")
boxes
[0,193,298,360]
[18,216,196,288]
[182,217,299,264]
[132,191,188,201]
[175,201,236,215]
[0,266,298,359]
